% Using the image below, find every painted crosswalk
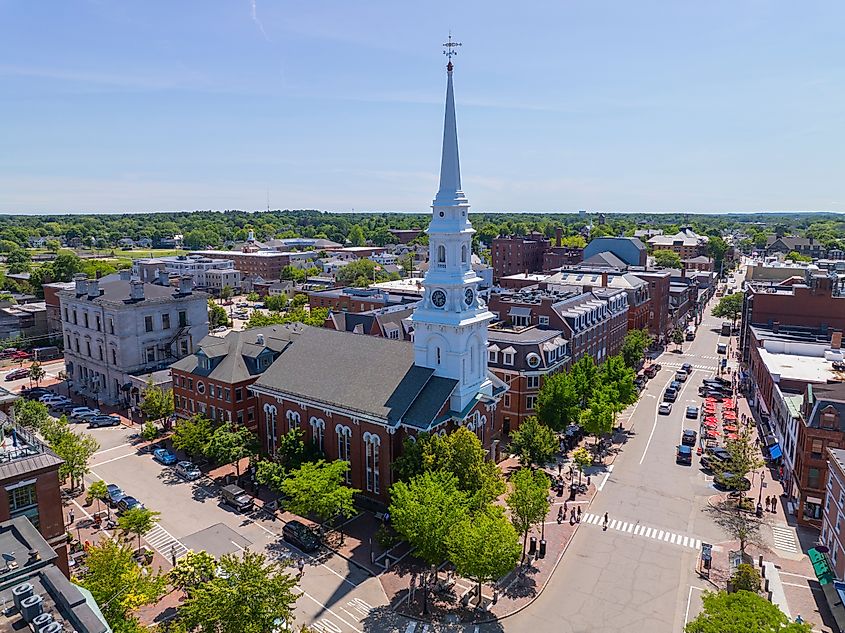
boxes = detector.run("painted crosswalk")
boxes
[581,513,702,550]
[771,524,799,554]
[144,524,189,560]
[661,361,718,371]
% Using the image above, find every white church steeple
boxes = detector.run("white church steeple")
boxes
[411,37,494,413]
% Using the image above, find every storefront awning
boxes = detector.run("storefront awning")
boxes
[769,443,783,460]
[809,548,836,585]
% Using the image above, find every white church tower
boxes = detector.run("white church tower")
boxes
[412,38,494,413]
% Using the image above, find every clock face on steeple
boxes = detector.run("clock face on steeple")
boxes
[431,290,447,308]
[464,288,474,306]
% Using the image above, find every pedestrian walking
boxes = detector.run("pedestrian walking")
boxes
[563,500,568,514]
[170,544,177,567]
[557,461,562,476]
[557,507,564,524]
[603,512,609,530]
[764,497,770,512]
[577,506,581,522]
[297,557,305,579]
[68,509,74,525]
[586,475,591,487]
[770,496,777,513]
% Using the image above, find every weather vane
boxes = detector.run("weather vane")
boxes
[443,32,461,70]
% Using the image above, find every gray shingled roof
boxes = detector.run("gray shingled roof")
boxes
[253,326,454,424]
[170,326,295,383]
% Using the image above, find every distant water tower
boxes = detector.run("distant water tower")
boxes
[578,209,587,218]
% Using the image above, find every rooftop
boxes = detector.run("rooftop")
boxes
[0,418,63,482]
[371,277,426,295]
[758,348,845,384]
[488,325,567,345]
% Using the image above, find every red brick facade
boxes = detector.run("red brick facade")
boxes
[492,234,550,282]
[172,371,260,432]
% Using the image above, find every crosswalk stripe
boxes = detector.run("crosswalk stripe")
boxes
[634,525,642,535]
[658,530,665,540]
[610,520,618,530]
[683,536,690,547]
[627,523,634,533]
[619,522,628,532]
[646,528,654,538]
[695,539,701,549]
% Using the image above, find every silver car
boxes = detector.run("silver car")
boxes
[175,461,202,481]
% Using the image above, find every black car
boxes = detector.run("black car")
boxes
[681,363,693,373]
[117,496,144,514]
[681,429,698,446]
[663,388,677,403]
[685,406,699,419]
[701,447,731,471]
[21,388,50,400]
[714,471,752,491]
[105,483,125,507]
[282,520,320,552]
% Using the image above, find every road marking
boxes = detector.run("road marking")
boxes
[230,540,245,553]
[93,442,131,456]
[685,586,704,627]
[582,514,701,550]
[144,524,188,560]
[597,465,614,492]
[639,374,677,465]
[298,591,364,633]
[771,524,799,553]
[93,452,136,466]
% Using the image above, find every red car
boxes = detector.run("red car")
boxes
[5,368,29,381]
[10,351,30,360]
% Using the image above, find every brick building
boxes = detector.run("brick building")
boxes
[389,229,423,244]
[0,417,67,576]
[170,326,292,433]
[307,287,415,313]
[487,326,569,433]
[629,269,672,341]
[822,447,845,579]
[325,302,418,340]
[648,228,709,259]
[191,250,298,280]
[491,233,550,282]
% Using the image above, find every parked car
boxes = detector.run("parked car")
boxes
[701,447,732,471]
[73,410,104,423]
[717,343,728,355]
[21,387,50,399]
[51,403,77,414]
[675,370,688,382]
[5,368,29,381]
[221,484,253,512]
[685,406,699,419]
[212,326,227,333]
[10,351,30,360]
[681,429,698,446]
[663,388,677,403]
[153,448,178,465]
[175,461,202,481]
[670,380,681,391]
[89,415,121,428]
[282,519,320,552]
[38,394,67,404]
[681,363,693,373]
[658,403,672,415]
[676,445,693,465]
[71,407,100,418]
[117,496,144,514]
[714,471,751,491]
[105,484,125,507]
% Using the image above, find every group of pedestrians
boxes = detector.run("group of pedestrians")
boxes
[556,502,582,525]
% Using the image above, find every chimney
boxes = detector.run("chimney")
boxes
[74,273,88,296]
[601,272,608,287]
[87,279,100,298]
[158,270,169,286]
[832,331,842,350]
[772,321,780,334]
[119,269,131,281]
[130,279,145,301]
[555,227,563,248]
[256,333,265,346]
[179,275,193,294]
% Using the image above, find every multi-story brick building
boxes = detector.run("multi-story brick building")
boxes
[59,272,208,407]
[170,326,296,433]
[487,286,628,364]
[487,326,569,433]
[191,250,302,280]
[822,447,845,579]
[629,268,672,341]
[307,287,416,313]
[0,416,67,576]
[491,233,550,282]
[648,228,709,259]
[134,254,242,294]
[794,383,845,528]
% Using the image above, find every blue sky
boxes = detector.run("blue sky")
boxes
[1,1,844,214]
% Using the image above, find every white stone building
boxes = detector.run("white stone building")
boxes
[58,272,209,406]
[134,254,242,293]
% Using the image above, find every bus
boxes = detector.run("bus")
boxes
[32,346,61,362]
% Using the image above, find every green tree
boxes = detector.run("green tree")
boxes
[177,551,299,633]
[580,391,615,454]
[347,224,366,247]
[598,355,638,412]
[506,467,551,562]
[281,460,358,540]
[707,235,728,270]
[172,415,214,459]
[245,307,329,329]
[712,292,744,326]
[140,422,158,441]
[52,428,100,490]
[672,327,685,350]
[6,249,31,274]
[786,250,812,263]
[685,590,811,633]
[27,361,46,387]
[264,294,289,312]
[731,563,761,593]
[204,422,258,479]
[45,239,61,253]
[571,446,592,484]
[219,285,234,301]
[390,470,470,574]
[118,506,161,553]
[448,505,521,605]
[78,539,167,631]
[653,249,682,269]
[509,416,558,468]
[169,550,218,595]
[13,398,50,430]
[335,259,390,287]
[139,380,174,425]
[208,299,229,328]
[536,371,581,431]
[86,479,109,514]
[570,355,599,408]
[246,291,260,302]
[621,328,652,369]
[50,252,84,281]
[280,265,306,282]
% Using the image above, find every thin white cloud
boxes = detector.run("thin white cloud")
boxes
[250,0,270,42]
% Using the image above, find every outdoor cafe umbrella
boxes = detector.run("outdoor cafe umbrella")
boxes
[723,411,738,420]
[725,432,738,440]
[705,429,720,440]
[723,424,738,432]
[703,420,718,429]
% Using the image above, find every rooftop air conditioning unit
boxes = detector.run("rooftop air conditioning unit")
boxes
[39,622,64,633]
[20,593,43,622]
[12,582,33,611]
[32,612,53,629]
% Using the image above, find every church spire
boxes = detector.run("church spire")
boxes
[435,34,463,205]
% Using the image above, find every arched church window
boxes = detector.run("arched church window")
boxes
[436,347,441,365]
[461,245,467,263]
[438,245,446,264]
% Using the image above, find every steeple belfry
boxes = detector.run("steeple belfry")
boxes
[411,37,494,413]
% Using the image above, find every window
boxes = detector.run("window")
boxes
[108,317,114,334]
[189,399,195,412]
[210,405,216,421]
[388,329,400,340]
[180,340,189,356]
[461,245,467,263]
[145,347,156,363]
[188,378,193,390]
[209,384,215,398]
[526,395,537,410]
[503,393,511,408]
[235,388,243,402]
[503,352,515,366]
[286,410,301,430]
[839,490,845,508]
[224,389,230,402]
[364,433,380,494]
[7,482,39,528]
[95,315,101,331]
[336,425,352,484]
[111,349,117,365]
[63,307,68,322]
[527,375,540,389]
[86,341,91,357]
[247,407,255,422]
[488,350,498,363]
[539,316,549,326]
[84,313,89,328]
[512,315,530,327]
[237,410,244,425]
[73,310,78,325]
[98,346,103,361]
[310,417,325,453]
[162,313,170,330]
[437,245,446,264]
[809,467,822,490]
[812,439,824,459]
[179,311,187,327]
[145,315,154,332]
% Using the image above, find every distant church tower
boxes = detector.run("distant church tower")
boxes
[412,37,494,412]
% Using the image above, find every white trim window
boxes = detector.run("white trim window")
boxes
[286,410,301,431]
[363,432,381,494]
[263,404,278,456]
[309,416,326,453]
[527,375,540,389]
[336,425,352,484]
[503,352,515,366]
